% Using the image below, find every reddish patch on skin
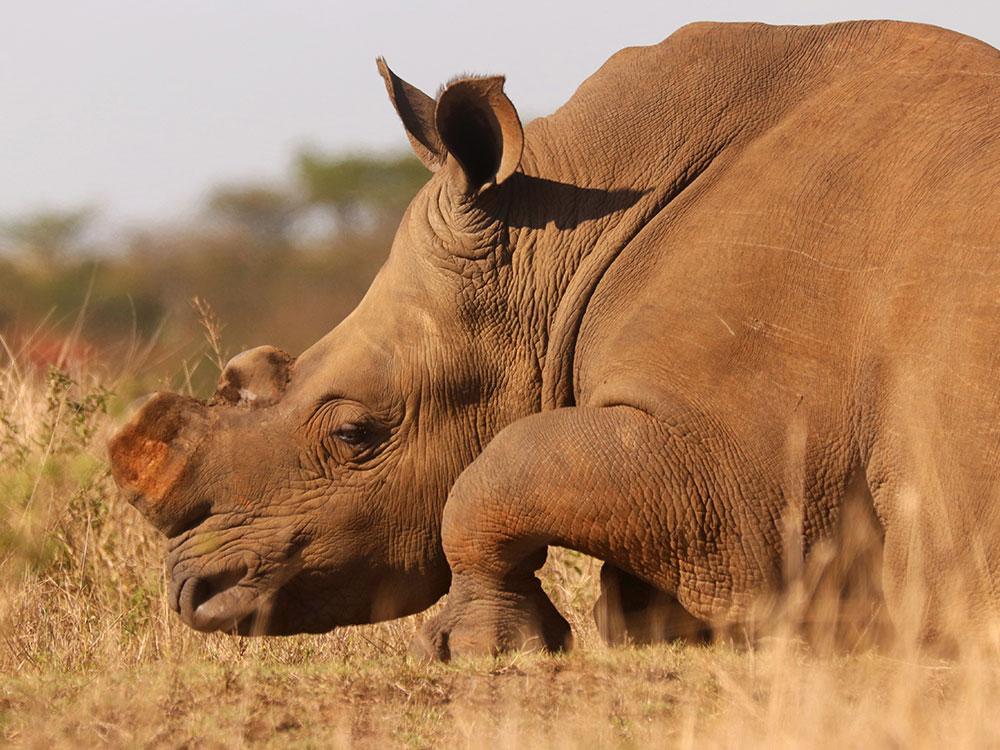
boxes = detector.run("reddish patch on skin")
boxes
[108,392,214,535]
[112,435,162,494]
[109,433,180,502]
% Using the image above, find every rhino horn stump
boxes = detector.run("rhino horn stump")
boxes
[213,346,294,408]
[108,392,214,536]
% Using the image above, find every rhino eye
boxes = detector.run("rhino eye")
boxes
[332,422,368,446]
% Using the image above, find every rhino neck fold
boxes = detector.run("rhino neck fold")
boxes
[534,149,729,411]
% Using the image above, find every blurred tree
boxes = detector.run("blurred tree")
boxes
[0,150,425,383]
[1,208,94,264]
[206,184,300,247]
[296,151,428,232]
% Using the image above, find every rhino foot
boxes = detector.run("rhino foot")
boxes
[409,578,572,662]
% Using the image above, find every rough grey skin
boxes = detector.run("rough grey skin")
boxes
[109,20,1000,659]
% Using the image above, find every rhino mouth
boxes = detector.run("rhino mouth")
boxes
[174,567,263,634]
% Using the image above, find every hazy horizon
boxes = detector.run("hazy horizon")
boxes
[2,0,997,230]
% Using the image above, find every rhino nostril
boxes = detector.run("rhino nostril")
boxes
[186,567,248,614]
[188,578,213,614]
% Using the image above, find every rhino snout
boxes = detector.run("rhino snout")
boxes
[107,391,214,536]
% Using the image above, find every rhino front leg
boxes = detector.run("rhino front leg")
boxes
[411,405,764,661]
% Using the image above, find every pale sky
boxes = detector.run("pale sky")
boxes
[1,0,997,228]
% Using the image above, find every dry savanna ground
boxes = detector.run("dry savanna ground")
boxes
[2,352,1000,749]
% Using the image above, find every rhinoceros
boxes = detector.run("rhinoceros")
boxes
[109,20,1000,659]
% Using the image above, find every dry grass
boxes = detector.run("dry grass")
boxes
[2,352,999,748]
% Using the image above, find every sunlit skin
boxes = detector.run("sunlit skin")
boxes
[110,20,1000,659]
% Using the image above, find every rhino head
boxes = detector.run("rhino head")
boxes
[107,63,538,635]
[109,58,641,635]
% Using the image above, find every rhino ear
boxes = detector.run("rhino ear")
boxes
[377,57,447,172]
[376,59,524,193]
[435,75,524,193]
